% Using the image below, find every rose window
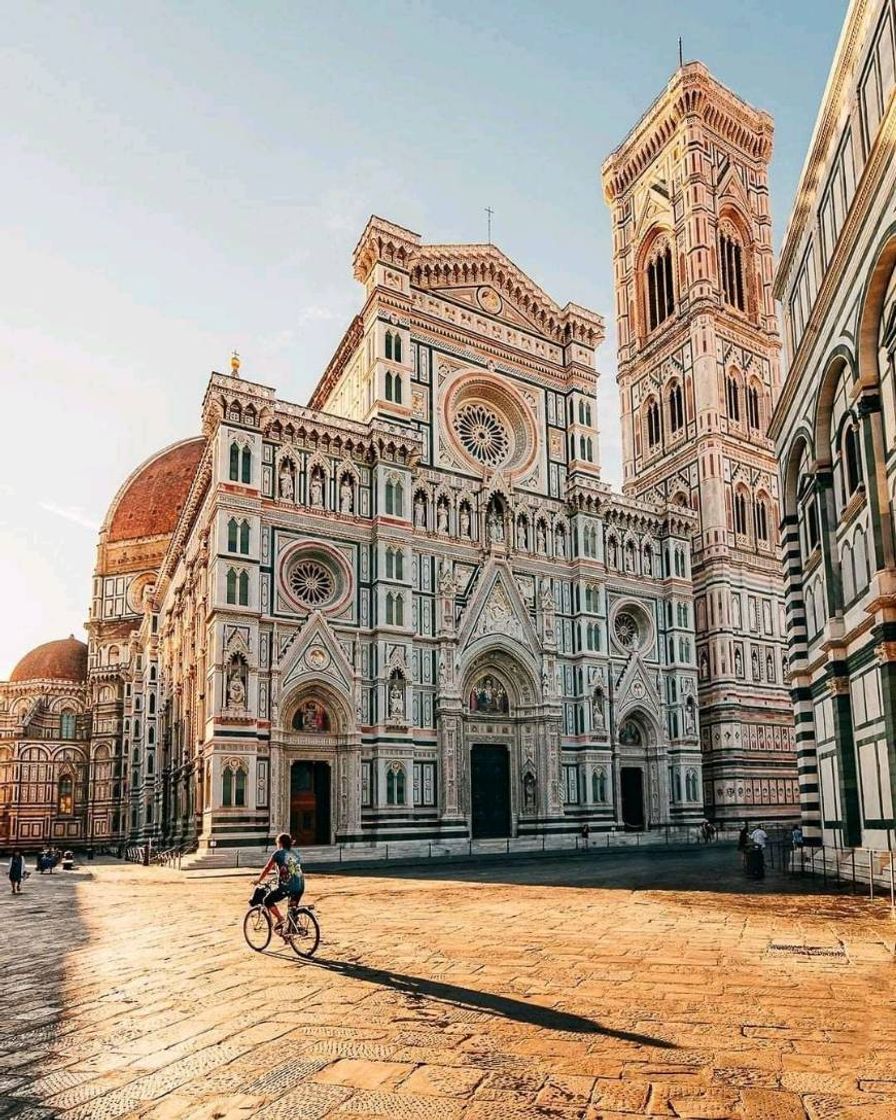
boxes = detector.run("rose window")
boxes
[454,403,510,468]
[614,611,640,651]
[289,560,334,607]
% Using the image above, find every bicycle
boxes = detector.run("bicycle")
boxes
[243,881,320,957]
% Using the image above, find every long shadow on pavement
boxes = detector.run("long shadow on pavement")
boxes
[289,954,677,1049]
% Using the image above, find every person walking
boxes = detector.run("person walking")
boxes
[8,849,26,894]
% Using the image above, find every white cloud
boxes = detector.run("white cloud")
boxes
[39,501,99,531]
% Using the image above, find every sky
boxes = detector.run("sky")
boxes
[0,0,845,676]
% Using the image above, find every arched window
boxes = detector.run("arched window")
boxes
[57,775,73,814]
[240,446,251,484]
[685,769,699,801]
[238,571,249,606]
[148,693,156,715]
[592,769,606,802]
[385,330,394,360]
[646,398,661,448]
[668,382,684,433]
[60,711,76,739]
[235,768,246,807]
[239,520,250,554]
[386,593,404,626]
[726,375,740,422]
[672,770,682,801]
[147,750,154,773]
[747,384,761,430]
[843,423,863,498]
[226,569,237,604]
[394,333,403,363]
[754,497,769,543]
[227,518,238,552]
[719,227,745,311]
[734,490,748,536]
[385,478,404,517]
[387,765,406,806]
[645,239,675,330]
[229,442,240,481]
[393,373,402,404]
[222,767,233,807]
[395,594,404,626]
[385,370,394,400]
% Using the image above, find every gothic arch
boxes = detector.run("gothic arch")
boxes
[281,679,353,737]
[813,348,858,468]
[459,639,541,709]
[857,223,896,387]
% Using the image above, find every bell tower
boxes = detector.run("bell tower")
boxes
[602,62,797,824]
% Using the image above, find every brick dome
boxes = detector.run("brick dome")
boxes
[10,636,88,684]
[107,437,204,543]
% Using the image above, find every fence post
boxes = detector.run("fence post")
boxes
[868,851,874,901]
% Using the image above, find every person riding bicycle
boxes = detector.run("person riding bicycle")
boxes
[255,833,304,938]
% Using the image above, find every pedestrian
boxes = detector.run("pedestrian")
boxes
[737,822,749,851]
[791,823,803,849]
[581,823,590,849]
[8,849,26,894]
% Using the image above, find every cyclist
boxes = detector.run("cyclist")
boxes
[254,833,304,938]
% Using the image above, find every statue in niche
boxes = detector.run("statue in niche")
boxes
[555,528,566,558]
[438,654,448,687]
[389,681,405,721]
[279,463,294,501]
[487,507,504,544]
[592,687,605,728]
[437,501,449,533]
[699,651,709,680]
[309,470,324,508]
[751,649,760,680]
[766,652,775,681]
[624,541,636,572]
[459,504,471,537]
[541,661,553,698]
[734,647,744,678]
[227,664,246,709]
[643,548,652,576]
[536,522,547,554]
[685,698,695,734]
[518,519,529,549]
[523,771,536,811]
[607,537,618,568]
[468,675,508,714]
[339,477,353,514]
[414,494,426,528]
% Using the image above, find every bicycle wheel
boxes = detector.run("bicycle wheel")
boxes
[243,905,272,951]
[288,907,320,958]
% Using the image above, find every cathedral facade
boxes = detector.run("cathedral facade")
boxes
[602,63,799,824]
[1,217,703,852]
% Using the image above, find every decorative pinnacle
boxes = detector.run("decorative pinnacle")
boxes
[231,349,241,376]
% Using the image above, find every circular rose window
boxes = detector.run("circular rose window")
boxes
[612,604,652,654]
[289,560,334,607]
[454,403,510,468]
[280,543,351,614]
[443,373,537,479]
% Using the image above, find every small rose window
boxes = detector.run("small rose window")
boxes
[289,560,335,607]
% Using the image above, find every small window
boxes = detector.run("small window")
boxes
[57,775,73,815]
[669,383,684,433]
[386,765,406,806]
[747,384,761,430]
[385,330,394,361]
[719,229,745,311]
[646,240,675,331]
[843,423,863,498]
[646,399,661,448]
[726,376,740,422]
[223,767,233,807]
[240,520,250,554]
[241,446,252,485]
[229,442,240,481]
[755,499,769,543]
[226,569,237,604]
[60,711,76,739]
[238,570,249,607]
[235,768,246,807]
[734,491,748,536]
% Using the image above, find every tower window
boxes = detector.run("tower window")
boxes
[669,383,684,433]
[747,384,761,430]
[734,490,748,536]
[646,240,675,331]
[227,518,238,552]
[241,446,251,484]
[238,570,249,606]
[229,442,240,481]
[755,498,769,543]
[239,520,250,554]
[646,398,661,448]
[385,330,394,360]
[720,229,745,311]
[726,376,741,423]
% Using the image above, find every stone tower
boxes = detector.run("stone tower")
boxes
[601,62,798,825]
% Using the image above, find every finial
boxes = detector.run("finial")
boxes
[231,349,241,376]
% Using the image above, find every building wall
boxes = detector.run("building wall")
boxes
[772,0,896,849]
[601,63,799,825]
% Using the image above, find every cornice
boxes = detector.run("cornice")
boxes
[307,314,364,411]
[602,62,774,202]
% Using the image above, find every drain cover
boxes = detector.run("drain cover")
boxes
[768,943,846,958]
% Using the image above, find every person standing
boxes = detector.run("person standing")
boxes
[8,849,26,894]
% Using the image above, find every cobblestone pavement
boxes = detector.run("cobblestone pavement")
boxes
[2,849,895,1120]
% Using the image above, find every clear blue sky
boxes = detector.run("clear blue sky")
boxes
[0,1,844,675]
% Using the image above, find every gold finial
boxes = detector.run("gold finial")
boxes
[231,349,241,376]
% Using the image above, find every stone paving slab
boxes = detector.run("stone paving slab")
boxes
[1,849,895,1119]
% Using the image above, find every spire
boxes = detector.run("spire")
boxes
[230,350,241,377]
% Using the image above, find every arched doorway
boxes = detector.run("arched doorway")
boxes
[616,714,654,831]
[281,688,349,846]
[461,647,542,839]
